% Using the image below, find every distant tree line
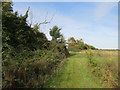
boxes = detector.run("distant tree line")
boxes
[67,37,97,52]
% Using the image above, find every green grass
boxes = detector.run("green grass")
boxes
[44,50,118,88]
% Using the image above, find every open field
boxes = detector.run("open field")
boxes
[44,50,119,88]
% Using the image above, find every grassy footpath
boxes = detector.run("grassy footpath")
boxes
[44,53,112,88]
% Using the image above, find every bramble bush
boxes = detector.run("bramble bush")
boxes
[2,2,69,88]
[2,43,69,88]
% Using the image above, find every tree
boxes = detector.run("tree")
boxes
[67,37,97,52]
[2,2,48,51]
[68,37,76,44]
[49,25,62,42]
[76,39,84,50]
[68,37,76,48]
[2,2,13,14]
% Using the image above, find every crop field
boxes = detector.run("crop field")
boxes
[44,50,119,88]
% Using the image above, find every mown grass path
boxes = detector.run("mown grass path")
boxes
[45,53,105,88]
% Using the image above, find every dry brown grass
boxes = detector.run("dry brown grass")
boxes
[88,50,118,88]
[69,49,119,87]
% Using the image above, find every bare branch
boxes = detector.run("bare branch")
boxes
[50,12,56,22]
[38,12,56,27]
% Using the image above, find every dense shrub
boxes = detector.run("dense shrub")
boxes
[2,2,69,88]
[2,43,69,88]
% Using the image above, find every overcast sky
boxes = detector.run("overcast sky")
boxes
[12,2,118,49]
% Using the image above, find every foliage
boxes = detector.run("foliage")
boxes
[2,5,48,51]
[68,37,76,45]
[2,2,69,88]
[2,44,69,88]
[86,50,97,67]
[57,34,66,44]
[49,25,62,42]
[86,50,118,88]
[68,37,97,52]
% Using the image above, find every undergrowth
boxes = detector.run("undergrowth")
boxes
[2,43,69,88]
[86,50,118,88]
